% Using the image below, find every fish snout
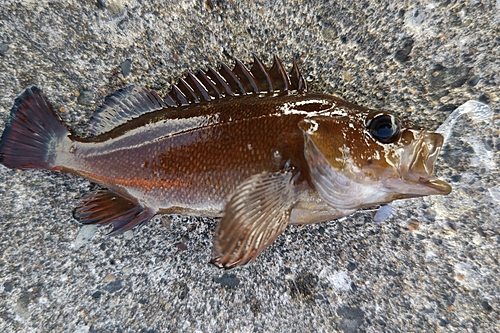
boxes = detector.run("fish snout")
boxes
[413,132,443,176]
[402,131,451,195]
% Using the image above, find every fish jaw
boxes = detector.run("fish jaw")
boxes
[385,131,452,197]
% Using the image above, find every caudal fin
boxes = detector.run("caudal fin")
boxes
[0,87,70,170]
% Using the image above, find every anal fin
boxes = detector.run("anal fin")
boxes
[74,190,155,236]
[211,171,295,269]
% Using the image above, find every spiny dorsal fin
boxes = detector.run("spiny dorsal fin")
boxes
[164,56,307,103]
[88,56,306,135]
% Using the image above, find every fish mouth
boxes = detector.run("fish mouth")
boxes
[390,131,451,197]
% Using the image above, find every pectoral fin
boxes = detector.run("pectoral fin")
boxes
[74,190,155,236]
[211,171,295,269]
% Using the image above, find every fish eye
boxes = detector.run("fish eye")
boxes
[366,114,400,143]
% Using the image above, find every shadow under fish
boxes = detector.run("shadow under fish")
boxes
[0,56,451,269]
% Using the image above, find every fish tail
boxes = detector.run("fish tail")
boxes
[0,87,70,170]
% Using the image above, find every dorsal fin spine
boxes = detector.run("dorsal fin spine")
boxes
[207,66,234,96]
[163,93,178,107]
[270,56,290,92]
[290,60,307,91]
[233,59,260,93]
[171,85,189,106]
[196,69,222,99]
[251,55,273,92]
[148,90,167,107]
[220,62,246,95]
[186,72,211,101]
[178,78,200,104]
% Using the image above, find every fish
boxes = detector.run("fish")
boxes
[0,55,451,269]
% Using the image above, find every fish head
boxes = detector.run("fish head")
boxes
[298,109,451,209]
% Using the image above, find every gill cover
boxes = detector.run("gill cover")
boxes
[298,116,390,209]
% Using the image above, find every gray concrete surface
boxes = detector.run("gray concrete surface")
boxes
[0,1,499,332]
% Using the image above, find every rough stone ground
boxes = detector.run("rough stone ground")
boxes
[0,1,499,332]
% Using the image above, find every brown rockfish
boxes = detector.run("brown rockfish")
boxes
[0,56,451,268]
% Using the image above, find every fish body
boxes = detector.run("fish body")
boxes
[67,93,317,217]
[0,56,451,268]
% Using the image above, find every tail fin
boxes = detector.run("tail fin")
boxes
[0,87,70,170]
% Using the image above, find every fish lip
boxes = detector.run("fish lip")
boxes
[399,131,452,196]
[417,177,452,195]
